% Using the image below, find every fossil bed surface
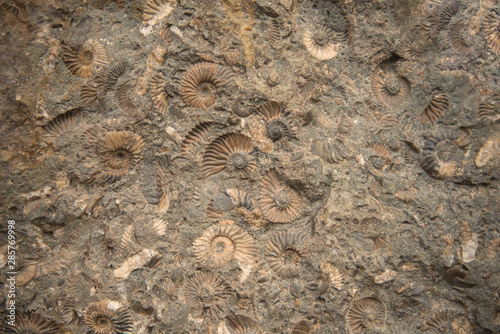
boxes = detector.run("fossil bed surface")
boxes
[0,0,499,333]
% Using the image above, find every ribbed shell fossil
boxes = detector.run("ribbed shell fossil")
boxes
[181,62,234,109]
[259,170,304,223]
[493,291,500,324]
[256,101,296,150]
[149,72,168,113]
[226,315,262,333]
[424,310,473,333]
[3,312,62,334]
[395,187,418,203]
[477,93,500,123]
[115,82,140,116]
[83,300,133,334]
[371,68,411,106]
[320,262,344,290]
[420,129,463,179]
[103,63,126,91]
[43,110,78,143]
[311,117,350,163]
[206,189,256,219]
[96,131,145,176]
[0,1,20,17]
[291,321,312,334]
[183,271,233,320]
[420,92,449,128]
[366,143,391,176]
[81,81,101,104]
[346,298,386,333]
[63,39,109,78]
[269,19,280,49]
[180,122,215,156]
[303,26,346,60]
[484,11,500,54]
[447,21,475,56]
[429,0,458,33]
[265,231,308,278]
[202,133,258,178]
[193,220,258,269]
[143,0,176,26]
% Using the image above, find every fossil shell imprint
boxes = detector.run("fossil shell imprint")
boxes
[183,271,233,320]
[181,62,234,109]
[346,297,386,333]
[259,170,304,223]
[202,133,258,178]
[265,230,308,278]
[193,220,258,269]
[83,300,133,334]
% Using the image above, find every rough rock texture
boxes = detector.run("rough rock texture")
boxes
[0,0,499,333]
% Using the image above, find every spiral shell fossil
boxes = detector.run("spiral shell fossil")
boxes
[96,131,145,176]
[202,133,258,178]
[346,297,386,333]
[62,39,109,78]
[3,312,62,334]
[423,310,473,333]
[320,262,344,290]
[265,230,308,278]
[303,25,346,60]
[183,271,233,320]
[366,143,391,176]
[371,68,411,106]
[256,101,297,150]
[259,170,304,223]
[181,62,234,109]
[193,220,258,269]
[484,11,500,54]
[115,82,140,117]
[420,128,463,179]
[447,21,474,56]
[83,300,133,334]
